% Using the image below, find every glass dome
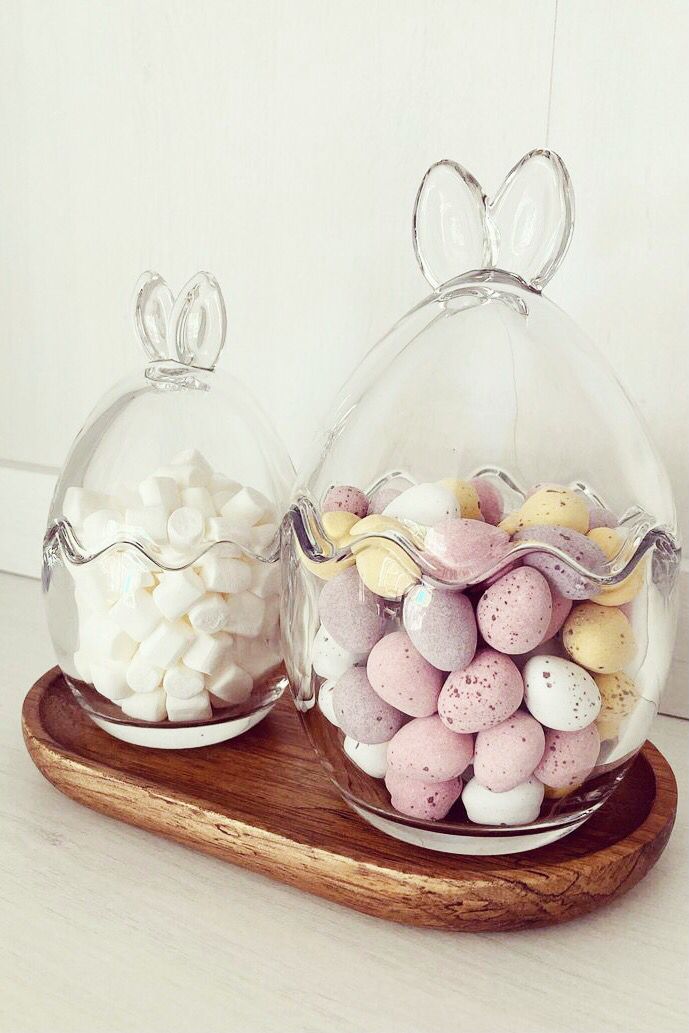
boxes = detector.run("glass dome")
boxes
[44,271,294,748]
[282,151,681,854]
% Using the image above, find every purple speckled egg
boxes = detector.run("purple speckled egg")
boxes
[368,486,402,515]
[477,567,552,654]
[387,715,474,782]
[423,518,511,583]
[367,630,443,717]
[473,711,546,793]
[470,478,504,525]
[534,724,600,788]
[402,585,477,672]
[438,648,524,733]
[543,585,573,640]
[385,769,462,820]
[514,525,606,600]
[318,566,385,653]
[322,484,369,518]
[588,504,618,529]
[332,667,405,744]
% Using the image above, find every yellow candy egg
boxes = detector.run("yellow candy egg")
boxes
[299,511,358,581]
[498,510,522,535]
[438,478,482,520]
[322,511,359,540]
[586,527,645,607]
[543,783,582,800]
[350,514,421,599]
[510,486,590,534]
[593,671,639,742]
[562,602,636,674]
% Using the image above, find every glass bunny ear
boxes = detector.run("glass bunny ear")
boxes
[413,150,574,292]
[169,271,227,370]
[132,271,174,361]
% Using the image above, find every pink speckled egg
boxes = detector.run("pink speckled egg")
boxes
[543,585,573,640]
[534,724,600,788]
[387,715,474,782]
[332,667,406,744]
[367,630,443,716]
[470,478,504,525]
[423,518,511,582]
[514,525,606,600]
[322,484,369,518]
[318,566,386,653]
[385,769,462,821]
[477,567,552,654]
[368,486,402,514]
[402,585,477,672]
[481,557,522,588]
[587,504,618,530]
[438,648,523,733]
[473,711,545,793]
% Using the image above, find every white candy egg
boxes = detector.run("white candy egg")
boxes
[311,624,367,681]
[317,680,339,726]
[523,655,602,731]
[383,482,458,527]
[343,736,389,778]
[462,775,544,826]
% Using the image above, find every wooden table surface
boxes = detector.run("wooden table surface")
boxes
[1,571,687,1033]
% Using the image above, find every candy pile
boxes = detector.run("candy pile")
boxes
[308,477,642,825]
[64,450,281,723]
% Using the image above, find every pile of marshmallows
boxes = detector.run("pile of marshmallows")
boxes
[308,477,642,826]
[63,450,281,723]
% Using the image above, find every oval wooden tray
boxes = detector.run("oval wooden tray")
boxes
[22,668,677,932]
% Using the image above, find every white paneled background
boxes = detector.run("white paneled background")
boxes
[0,1,686,713]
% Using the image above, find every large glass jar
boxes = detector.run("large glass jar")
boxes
[282,151,681,853]
[44,271,294,748]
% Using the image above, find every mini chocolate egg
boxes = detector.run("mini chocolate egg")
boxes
[470,477,503,525]
[438,648,523,733]
[473,711,545,792]
[318,566,386,653]
[594,671,639,741]
[543,585,573,639]
[514,525,606,599]
[402,585,477,671]
[534,724,600,788]
[462,775,544,825]
[562,602,636,673]
[350,514,421,600]
[504,486,590,534]
[368,486,402,514]
[587,526,645,607]
[523,655,602,731]
[587,504,618,529]
[343,736,389,778]
[476,567,552,654]
[384,482,458,526]
[438,479,482,520]
[311,624,367,681]
[387,714,474,782]
[385,769,462,820]
[332,667,406,744]
[322,484,369,518]
[367,630,443,716]
[423,518,511,582]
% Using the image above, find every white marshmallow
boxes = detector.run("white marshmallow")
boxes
[383,482,458,526]
[121,689,167,722]
[166,690,213,722]
[167,449,213,488]
[103,551,157,594]
[126,650,164,693]
[139,475,180,511]
[80,613,137,663]
[311,624,366,681]
[251,522,278,552]
[251,561,281,599]
[343,737,389,779]
[152,568,205,621]
[209,473,240,495]
[317,680,339,725]
[205,516,251,546]
[81,509,122,551]
[181,487,216,517]
[207,664,253,705]
[73,649,93,682]
[163,664,206,699]
[232,636,281,679]
[62,486,107,529]
[223,592,265,638]
[197,554,252,594]
[167,506,204,551]
[220,486,272,529]
[112,483,141,509]
[172,448,214,477]
[91,660,130,701]
[138,620,193,668]
[125,505,169,544]
[183,631,235,675]
[213,489,240,510]
[110,588,162,642]
[261,596,280,636]
[188,593,231,634]
[71,562,115,610]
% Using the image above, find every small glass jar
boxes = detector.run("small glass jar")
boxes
[44,271,294,748]
[282,151,681,854]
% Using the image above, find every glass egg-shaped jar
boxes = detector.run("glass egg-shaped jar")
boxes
[44,271,294,748]
[282,151,681,854]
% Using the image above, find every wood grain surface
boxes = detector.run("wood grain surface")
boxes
[22,668,678,933]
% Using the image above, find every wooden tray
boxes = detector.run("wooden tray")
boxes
[22,668,677,932]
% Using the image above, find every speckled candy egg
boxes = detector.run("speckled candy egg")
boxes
[473,711,545,792]
[402,585,477,672]
[332,667,406,744]
[534,724,600,789]
[311,624,367,681]
[385,769,462,821]
[322,484,369,518]
[438,479,482,520]
[523,655,602,731]
[501,486,590,535]
[543,585,573,639]
[562,602,636,674]
[462,775,544,826]
[343,736,389,778]
[350,514,421,600]
[423,518,511,582]
[387,714,473,782]
[514,525,606,600]
[594,671,639,741]
[368,486,401,514]
[383,482,458,526]
[470,477,503,525]
[587,526,645,607]
[587,504,618,530]
[476,567,552,654]
[438,648,523,733]
[318,566,386,653]
[367,630,443,716]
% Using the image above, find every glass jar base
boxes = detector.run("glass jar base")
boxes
[85,702,276,749]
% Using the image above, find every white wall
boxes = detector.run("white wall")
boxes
[0,0,687,709]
